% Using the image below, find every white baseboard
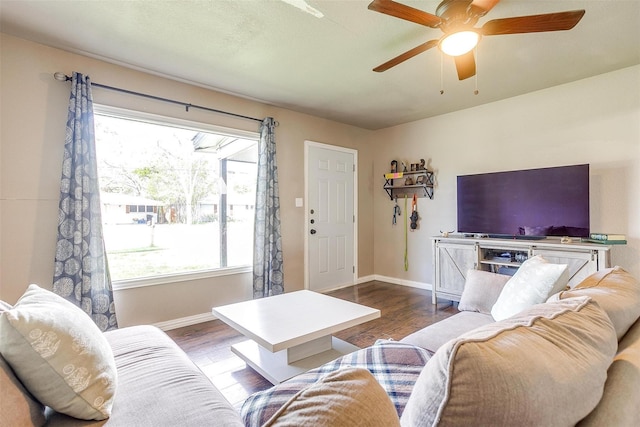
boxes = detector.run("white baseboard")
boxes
[310,275,376,294]
[373,275,433,291]
[356,274,376,284]
[154,312,217,331]
[314,282,358,294]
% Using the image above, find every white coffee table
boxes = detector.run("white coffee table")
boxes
[212,290,380,385]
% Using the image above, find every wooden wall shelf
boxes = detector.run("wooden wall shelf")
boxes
[383,170,434,200]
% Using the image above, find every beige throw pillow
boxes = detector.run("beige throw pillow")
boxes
[491,255,569,321]
[0,285,117,420]
[401,296,617,427]
[458,269,511,314]
[264,367,400,427]
[548,266,640,339]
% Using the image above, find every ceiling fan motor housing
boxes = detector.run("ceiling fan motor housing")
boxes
[436,0,481,32]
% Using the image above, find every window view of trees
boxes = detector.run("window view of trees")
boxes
[95,112,257,281]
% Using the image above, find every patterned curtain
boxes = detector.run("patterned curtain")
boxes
[253,117,284,298]
[53,72,118,331]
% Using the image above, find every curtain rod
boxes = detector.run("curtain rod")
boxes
[53,72,269,125]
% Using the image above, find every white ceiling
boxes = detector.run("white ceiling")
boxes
[1,0,639,130]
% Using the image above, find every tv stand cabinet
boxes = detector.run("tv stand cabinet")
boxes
[432,236,612,304]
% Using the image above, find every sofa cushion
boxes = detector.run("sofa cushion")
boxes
[491,255,569,321]
[399,311,494,353]
[45,325,243,426]
[578,315,640,426]
[458,270,511,314]
[548,266,640,339]
[401,296,617,427]
[263,367,400,426]
[0,285,116,420]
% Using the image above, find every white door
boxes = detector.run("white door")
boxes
[305,142,356,292]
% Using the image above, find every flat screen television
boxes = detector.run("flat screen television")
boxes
[457,164,590,239]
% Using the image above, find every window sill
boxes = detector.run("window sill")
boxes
[112,266,252,291]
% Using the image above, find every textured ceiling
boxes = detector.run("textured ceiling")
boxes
[1,0,639,130]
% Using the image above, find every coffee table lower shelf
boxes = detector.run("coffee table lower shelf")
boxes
[231,337,359,385]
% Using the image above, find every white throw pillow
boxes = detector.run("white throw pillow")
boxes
[491,255,569,321]
[0,285,117,420]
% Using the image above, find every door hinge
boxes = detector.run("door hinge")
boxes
[353,215,355,223]
[353,266,355,273]
[353,164,355,172]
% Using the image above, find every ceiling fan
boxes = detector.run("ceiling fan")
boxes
[369,0,585,80]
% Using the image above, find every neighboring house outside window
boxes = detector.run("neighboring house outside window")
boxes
[94,106,258,287]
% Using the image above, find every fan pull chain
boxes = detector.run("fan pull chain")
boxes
[440,51,445,95]
[474,47,479,95]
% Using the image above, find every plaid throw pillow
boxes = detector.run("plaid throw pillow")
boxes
[241,340,432,426]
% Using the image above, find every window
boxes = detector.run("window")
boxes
[94,107,258,284]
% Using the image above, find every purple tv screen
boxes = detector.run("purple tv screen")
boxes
[457,164,590,238]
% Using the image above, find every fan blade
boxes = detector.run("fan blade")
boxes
[469,0,500,17]
[481,10,585,35]
[373,40,439,72]
[454,51,476,80]
[368,0,442,28]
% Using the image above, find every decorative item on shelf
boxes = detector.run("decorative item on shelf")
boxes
[404,176,414,186]
[390,160,397,186]
[582,238,627,245]
[514,253,528,263]
[440,230,454,237]
[589,233,626,241]
[416,175,427,185]
[419,159,425,170]
[402,162,408,172]
[410,163,416,172]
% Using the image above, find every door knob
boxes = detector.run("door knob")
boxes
[310,229,316,235]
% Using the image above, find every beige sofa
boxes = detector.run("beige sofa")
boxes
[242,266,640,426]
[399,266,640,427]
[0,287,243,427]
[3,266,639,426]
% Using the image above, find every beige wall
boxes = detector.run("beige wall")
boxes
[2,33,638,328]
[371,65,640,284]
[0,34,374,326]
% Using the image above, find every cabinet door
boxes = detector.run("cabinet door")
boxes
[532,249,597,287]
[435,243,477,301]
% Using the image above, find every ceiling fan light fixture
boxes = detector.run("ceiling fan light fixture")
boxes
[439,30,479,56]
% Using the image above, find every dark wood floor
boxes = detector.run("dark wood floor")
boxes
[166,281,457,407]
